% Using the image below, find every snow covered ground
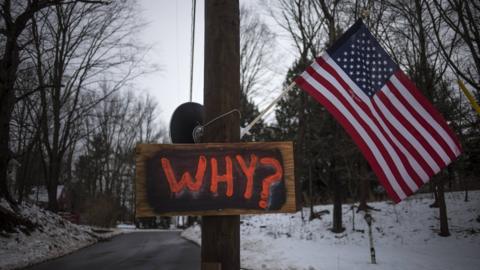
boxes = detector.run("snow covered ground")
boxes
[0,201,121,270]
[182,191,480,270]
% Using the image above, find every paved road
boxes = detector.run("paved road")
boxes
[25,231,200,270]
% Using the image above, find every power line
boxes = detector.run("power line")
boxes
[189,0,197,102]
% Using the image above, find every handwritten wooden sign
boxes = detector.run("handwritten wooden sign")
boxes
[135,142,297,217]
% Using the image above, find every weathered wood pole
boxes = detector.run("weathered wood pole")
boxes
[201,0,240,269]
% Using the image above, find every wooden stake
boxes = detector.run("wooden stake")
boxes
[201,1,240,269]
[364,213,376,264]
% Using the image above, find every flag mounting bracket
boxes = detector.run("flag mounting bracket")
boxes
[193,109,242,143]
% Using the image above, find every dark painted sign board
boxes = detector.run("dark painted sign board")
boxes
[135,142,297,217]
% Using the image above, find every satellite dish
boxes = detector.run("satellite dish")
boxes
[170,102,205,143]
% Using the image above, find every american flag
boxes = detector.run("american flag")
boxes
[295,19,462,202]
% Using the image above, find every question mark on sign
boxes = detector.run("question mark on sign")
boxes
[258,157,283,209]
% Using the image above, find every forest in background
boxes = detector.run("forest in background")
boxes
[241,0,479,234]
[0,0,167,227]
[0,0,478,231]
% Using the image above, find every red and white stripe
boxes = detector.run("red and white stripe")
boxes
[295,54,462,202]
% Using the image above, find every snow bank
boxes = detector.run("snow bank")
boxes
[182,191,480,270]
[0,201,121,270]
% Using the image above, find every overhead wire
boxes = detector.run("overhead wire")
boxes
[189,0,197,102]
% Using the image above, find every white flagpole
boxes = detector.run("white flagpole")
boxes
[241,81,297,138]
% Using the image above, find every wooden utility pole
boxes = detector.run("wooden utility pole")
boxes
[201,0,240,269]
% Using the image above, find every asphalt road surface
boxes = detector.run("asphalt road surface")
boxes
[24,231,200,270]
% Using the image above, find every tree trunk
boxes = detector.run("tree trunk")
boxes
[331,165,344,233]
[0,122,13,204]
[309,164,315,220]
[463,177,469,202]
[201,1,240,269]
[0,36,20,206]
[332,179,344,233]
[429,182,439,208]
[437,177,450,237]
[47,182,59,212]
[16,160,27,204]
[46,159,61,212]
[357,176,370,211]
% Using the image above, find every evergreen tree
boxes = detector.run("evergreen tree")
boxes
[239,90,267,142]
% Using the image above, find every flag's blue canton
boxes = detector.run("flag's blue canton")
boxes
[329,23,397,98]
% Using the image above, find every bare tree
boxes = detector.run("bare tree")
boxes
[9,62,43,203]
[427,0,480,93]
[76,88,165,224]
[267,0,349,230]
[267,0,323,223]
[240,4,276,97]
[239,4,277,141]
[0,0,111,205]
[380,0,461,236]
[267,0,325,60]
[28,0,146,211]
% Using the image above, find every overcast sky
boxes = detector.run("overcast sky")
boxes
[136,0,294,129]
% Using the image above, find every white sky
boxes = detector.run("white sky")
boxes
[136,0,295,128]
